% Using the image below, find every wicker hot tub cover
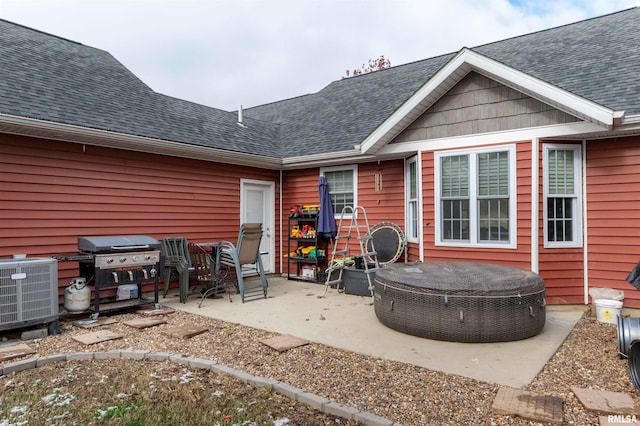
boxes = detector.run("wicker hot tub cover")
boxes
[374,262,546,343]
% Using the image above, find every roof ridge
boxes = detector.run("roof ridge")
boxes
[154,92,235,115]
[472,6,637,50]
[0,18,85,46]
[337,51,455,81]
[244,92,316,111]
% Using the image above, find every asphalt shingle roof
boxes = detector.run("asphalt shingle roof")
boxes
[247,7,640,156]
[474,7,640,115]
[2,8,639,161]
[245,54,453,156]
[0,20,281,158]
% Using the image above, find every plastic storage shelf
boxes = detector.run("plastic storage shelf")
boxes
[287,215,327,283]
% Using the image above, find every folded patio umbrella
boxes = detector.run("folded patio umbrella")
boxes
[317,176,337,239]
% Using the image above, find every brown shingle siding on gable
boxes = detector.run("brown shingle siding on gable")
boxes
[393,72,580,142]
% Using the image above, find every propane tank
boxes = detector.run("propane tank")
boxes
[64,277,91,312]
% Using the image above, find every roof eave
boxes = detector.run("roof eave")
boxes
[359,48,624,155]
[0,113,283,169]
[280,150,377,169]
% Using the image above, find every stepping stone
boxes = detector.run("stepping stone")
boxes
[161,325,209,339]
[123,317,167,329]
[492,386,564,424]
[572,386,638,415]
[73,317,117,329]
[72,330,123,345]
[0,343,37,362]
[260,334,309,352]
[136,306,175,316]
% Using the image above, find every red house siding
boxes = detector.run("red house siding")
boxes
[357,161,406,226]
[538,140,585,305]
[0,135,280,302]
[281,168,321,276]
[281,160,410,276]
[586,135,640,308]
[6,128,640,309]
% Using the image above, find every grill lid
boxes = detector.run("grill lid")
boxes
[78,235,160,253]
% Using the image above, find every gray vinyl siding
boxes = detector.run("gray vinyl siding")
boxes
[394,72,580,142]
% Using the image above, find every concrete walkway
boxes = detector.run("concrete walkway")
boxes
[162,276,586,388]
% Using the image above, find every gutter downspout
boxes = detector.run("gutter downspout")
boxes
[582,139,589,304]
[418,150,424,262]
[531,138,539,273]
[279,169,283,275]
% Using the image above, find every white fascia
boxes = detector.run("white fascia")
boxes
[359,48,624,155]
[0,113,282,169]
[377,121,604,157]
[280,150,377,169]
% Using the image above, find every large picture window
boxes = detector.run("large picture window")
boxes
[544,144,582,247]
[321,165,357,217]
[435,145,516,248]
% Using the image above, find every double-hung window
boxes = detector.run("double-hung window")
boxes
[405,156,419,242]
[544,144,582,247]
[321,165,357,217]
[435,145,516,248]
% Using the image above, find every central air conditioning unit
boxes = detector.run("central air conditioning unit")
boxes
[0,257,59,332]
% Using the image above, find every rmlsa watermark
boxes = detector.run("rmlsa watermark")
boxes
[608,414,639,424]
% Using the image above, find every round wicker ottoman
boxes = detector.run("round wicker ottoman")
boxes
[374,262,546,343]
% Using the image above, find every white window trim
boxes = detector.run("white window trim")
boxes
[320,164,358,219]
[434,144,517,249]
[543,143,583,248]
[405,155,420,243]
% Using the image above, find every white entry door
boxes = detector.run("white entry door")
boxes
[240,179,274,273]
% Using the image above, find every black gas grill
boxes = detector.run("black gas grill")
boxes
[74,235,161,314]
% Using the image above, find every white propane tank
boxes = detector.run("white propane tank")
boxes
[64,277,91,312]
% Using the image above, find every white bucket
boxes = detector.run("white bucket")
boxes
[595,299,623,324]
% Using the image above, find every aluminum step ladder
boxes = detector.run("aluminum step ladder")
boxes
[322,206,380,297]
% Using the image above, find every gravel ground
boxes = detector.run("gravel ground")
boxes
[3,307,640,425]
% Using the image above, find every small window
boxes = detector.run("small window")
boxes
[440,154,470,241]
[435,145,516,248]
[406,156,419,242]
[321,165,357,217]
[544,144,582,247]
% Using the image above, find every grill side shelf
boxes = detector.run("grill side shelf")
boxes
[52,253,94,262]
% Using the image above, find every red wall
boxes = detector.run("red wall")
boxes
[6,130,640,308]
[538,140,584,305]
[281,159,410,276]
[585,135,640,308]
[0,135,280,302]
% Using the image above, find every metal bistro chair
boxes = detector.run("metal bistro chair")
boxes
[216,223,268,303]
[188,243,230,307]
[161,237,193,303]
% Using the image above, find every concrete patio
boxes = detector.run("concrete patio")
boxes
[162,275,586,388]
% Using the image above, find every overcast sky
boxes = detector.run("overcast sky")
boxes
[1,0,638,111]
